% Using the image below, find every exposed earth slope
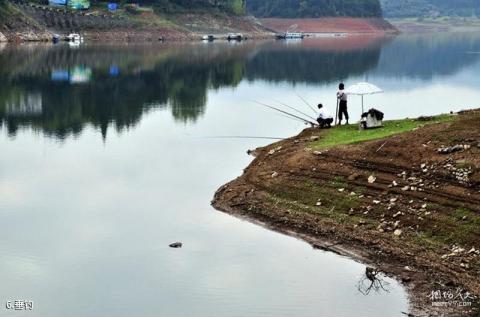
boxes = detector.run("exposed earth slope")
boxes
[213,110,480,316]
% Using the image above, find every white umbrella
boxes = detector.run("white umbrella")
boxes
[345,82,383,114]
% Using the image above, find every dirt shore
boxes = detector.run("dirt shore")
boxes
[260,17,398,34]
[212,110,480,316]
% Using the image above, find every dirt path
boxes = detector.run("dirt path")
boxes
[212,110,480,316]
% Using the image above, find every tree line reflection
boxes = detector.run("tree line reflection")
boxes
[1,32,479,139]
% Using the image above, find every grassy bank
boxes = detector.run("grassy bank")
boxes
[313,114,454,148]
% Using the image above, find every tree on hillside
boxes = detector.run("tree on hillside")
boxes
[246,0,382,18]
[380,0,480,17]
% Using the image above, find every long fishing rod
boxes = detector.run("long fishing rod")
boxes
[273,99,318,122]
[274,112,310,124]
[204,136,285,140]
[295,92,318,116]
[253,101,317,126]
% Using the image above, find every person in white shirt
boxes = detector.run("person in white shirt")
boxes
[316,103,333,128]
[337,82,349,125]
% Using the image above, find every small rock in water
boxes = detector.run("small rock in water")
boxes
[169,242,183,248]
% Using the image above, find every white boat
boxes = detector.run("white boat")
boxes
[227,33,243,41]
[276,32,305,40]
[67,33,83,43]
[201,35,215,41]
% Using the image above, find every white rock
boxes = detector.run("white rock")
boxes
[271,172,279,178]
[0,32,6,42]
[268,149,275,155]
[393,229,402,236]
[368,175,376,183]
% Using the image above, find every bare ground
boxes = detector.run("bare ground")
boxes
[212,110,480,316]
[260,17,398,34]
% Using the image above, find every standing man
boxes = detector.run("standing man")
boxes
[337,83,349,125]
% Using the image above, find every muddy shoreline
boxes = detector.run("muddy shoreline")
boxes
[212,111,480,316]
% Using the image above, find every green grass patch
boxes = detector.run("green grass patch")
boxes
[312,114,455,149]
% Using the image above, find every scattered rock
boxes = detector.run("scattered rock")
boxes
[310,136,319,141]
[268,149,276,155]
[0,32,7,42]
[393,211,402,218]
[313,151,323,156]
[393,229,403,236]
[169,242,182,248]
[338,188,345,192]
[437,144,465,154]
[348,173,360,181]
[271,171,279,178]
[401,186,410,191]
[368,175,376,184]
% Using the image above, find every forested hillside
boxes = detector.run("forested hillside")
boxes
[139,0,245,14]
[381,0,480,17]
[246,0,382,18]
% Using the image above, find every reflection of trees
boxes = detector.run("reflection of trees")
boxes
[372,33,480,80]
[0,44,248,139]
[245,44,383,84]
[2,34,480,139]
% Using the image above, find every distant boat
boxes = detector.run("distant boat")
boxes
[202,35,215,42]
[276,32,305,40]
[227,33,243,41]
[67,33,83,43]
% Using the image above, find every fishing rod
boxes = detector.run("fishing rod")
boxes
[273,99,318,122]
[204,136,285,140]
[295,92,318,116]
[274,112,310,124]
[253,101,317,126]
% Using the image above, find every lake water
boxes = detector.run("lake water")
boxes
[1,32,480,316]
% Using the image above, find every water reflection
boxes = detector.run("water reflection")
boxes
[1,32,480,139]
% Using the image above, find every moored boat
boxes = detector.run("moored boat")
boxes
[275,32,305,40]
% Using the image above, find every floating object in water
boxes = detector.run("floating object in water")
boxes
[169,242,183,248]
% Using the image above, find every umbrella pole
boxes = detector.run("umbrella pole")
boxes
[335,98,339,125]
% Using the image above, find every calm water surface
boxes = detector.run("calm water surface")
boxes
[1,32,480,317]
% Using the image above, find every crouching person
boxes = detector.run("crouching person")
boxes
[317,103,333,128]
